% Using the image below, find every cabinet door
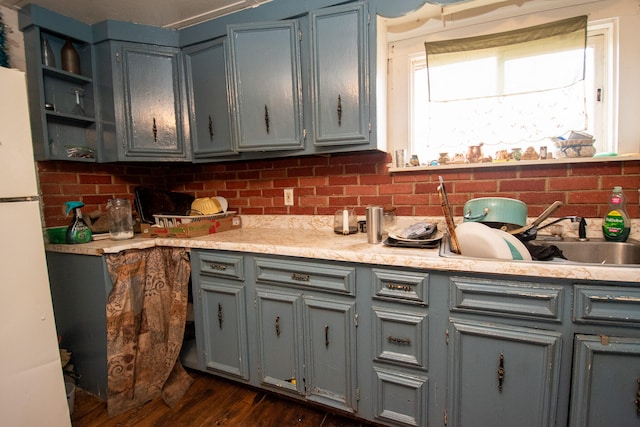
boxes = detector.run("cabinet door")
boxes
[256,288,304,393]
[116,43,189,160]
[227,21,304,151]
[304,295,358,413]
[198,279,249,380]
[448,320,562,427]
[570,335,640,427]
[183,38,237,159]
[309,2,369,147]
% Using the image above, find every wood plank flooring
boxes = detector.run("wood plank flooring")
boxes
[71,369,375,426]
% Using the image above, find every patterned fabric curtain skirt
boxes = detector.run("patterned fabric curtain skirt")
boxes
[105,247,193,416]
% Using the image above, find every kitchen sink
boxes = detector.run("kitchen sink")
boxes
[439,235,640,265]
[529,238,640,265]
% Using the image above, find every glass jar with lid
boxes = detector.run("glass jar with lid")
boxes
[107,198,134,240]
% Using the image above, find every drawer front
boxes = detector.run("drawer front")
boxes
[450,276,564,322]
[194,251,244,281]
[373,306,428,369]
[254,257,355,295]
[372,268,429,305]
[574,285,640,326]
[373,367,428,427]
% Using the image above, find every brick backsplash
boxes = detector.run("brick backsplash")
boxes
[37,152,640,227]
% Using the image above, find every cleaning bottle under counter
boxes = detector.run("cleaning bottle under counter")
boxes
[65,201,92,244]
[602,186,630,242]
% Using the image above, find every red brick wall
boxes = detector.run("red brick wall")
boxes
[37,151,640,227]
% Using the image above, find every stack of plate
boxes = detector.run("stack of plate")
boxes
[455,222,532,261]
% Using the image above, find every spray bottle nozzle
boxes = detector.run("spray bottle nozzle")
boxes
[64,201,85,215]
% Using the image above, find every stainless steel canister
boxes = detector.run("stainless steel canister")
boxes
[366,206,383,244]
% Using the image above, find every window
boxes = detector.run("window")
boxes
[388,15,615,166]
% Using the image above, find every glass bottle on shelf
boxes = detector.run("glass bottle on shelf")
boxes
[41,38,56,67]
[61,38,80,74]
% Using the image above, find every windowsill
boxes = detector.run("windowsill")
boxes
[388,154,640,173]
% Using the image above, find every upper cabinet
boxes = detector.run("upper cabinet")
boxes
[19,6,99,162]
[309,2,370,148]
[227,21,305,152]
[183,38,237,160]
[96,41,190,162]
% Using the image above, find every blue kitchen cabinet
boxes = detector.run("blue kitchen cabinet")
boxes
[191,250,249,381]
[95,41,190,161]
[254,256,358,413]
[183,38,238,160]
[227,21,305,152]
[309,2,370,148]
[19,5,100,162]
[569,285,640,427]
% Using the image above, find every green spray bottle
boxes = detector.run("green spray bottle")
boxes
[65,201,92,244]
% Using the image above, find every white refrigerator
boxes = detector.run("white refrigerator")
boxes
[0,66,71,425]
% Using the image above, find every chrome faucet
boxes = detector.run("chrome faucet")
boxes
[538,216,588,240]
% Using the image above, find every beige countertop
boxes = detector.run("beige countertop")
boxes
[45,215,639,283]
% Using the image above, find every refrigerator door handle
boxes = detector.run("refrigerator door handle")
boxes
[0,196,40,203]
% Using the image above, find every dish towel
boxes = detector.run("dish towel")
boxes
[105,247,193,416]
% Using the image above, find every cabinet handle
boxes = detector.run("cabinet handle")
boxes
[497,353,505,391]
[387,336,411,345]
[264,105,270,134]
[337,94,342,127]
[291,273,310,282]
[275,316,281,337]
[211,264,227,271]
[324,325,329,348]
[386,283,412,292]
[217,302,223,329]
[635,377,640,416]
[152,117,158,142]
[208,115,214,141]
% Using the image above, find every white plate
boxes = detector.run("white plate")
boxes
[491,228,532,261]
[215,196,228,213]
[455,222,513,260]
[388,231,443,243]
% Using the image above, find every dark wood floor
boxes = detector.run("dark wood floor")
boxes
[71,369,374,426]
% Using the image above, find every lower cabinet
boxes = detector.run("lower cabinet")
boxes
[570,335,640,427]
[447,320,562,427]
[188,250,640,427]
[191,251,249,380]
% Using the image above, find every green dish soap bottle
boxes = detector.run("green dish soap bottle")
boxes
[65,201,92,244]
[602,186,630,242]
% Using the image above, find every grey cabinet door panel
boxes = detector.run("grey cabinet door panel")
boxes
[228,21,304,151]
[199,279,249,380]
[304,296,357,413]
[184,38,237,158]
[570,335,640,427]
[448,319,562,427]
[310,2,369,146]
[120,45,183,156]
[256,289,303,393]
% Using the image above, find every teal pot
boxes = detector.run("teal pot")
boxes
[463,197,528,229]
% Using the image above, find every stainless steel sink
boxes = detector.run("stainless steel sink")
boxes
[530,238,640,265]
[439,235,640,266]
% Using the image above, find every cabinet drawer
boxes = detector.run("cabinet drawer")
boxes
[574,285,640,326]
[255,257,355,295]
[373,306,428,369]
[194,251,244,281]
[373,367,428,427]
[450,276,564,322]
[372,268,429,305]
